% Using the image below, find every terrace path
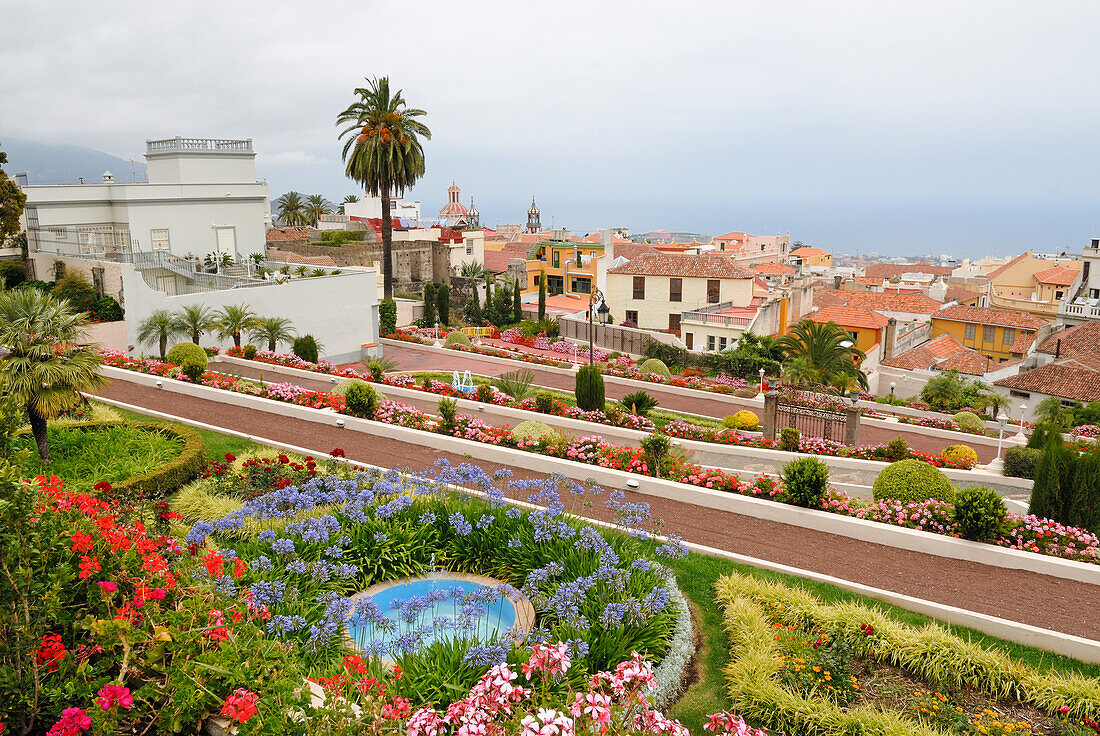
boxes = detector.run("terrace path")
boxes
[95,377,1098,641]
[372,344,998,462]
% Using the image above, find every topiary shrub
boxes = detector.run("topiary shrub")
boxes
[242,344,257,360]
[334,377,369,397]
[575,365,605,411]
[166,342,208,369]
[343,382,379,419]
[872,459,955,504]
[292,334,320,363]
[884,437,910,462]
[731,410,759,430]
[512,420,553,442]
[942,444,978,463]
[639,358,671,377]
[180,359,206,383]
[1004,446,1041,479]
[534,392,555,415]
[953,411,986,434]
[781,457,830,508]
[954,485,1007,542]
[444,331,471,347]
[779,427,800,452]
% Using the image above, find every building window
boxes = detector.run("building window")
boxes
[633,276,645,300]
[1002,328,1015,346]
[1056,290,1064,300]
[719,336,728,351]
[151,229,170,251]
[552,251,559,268]
[571,277,591,294]
[465,242,473,256]
[51,228,66,239]
[1009,390,1030,399]
[964,323,976,340]
[669,314,681,333]
[707,279,720,304]
[669,277,682,302]
[707,335,715,351]
[626,310,638,325]
[983,325,996,343]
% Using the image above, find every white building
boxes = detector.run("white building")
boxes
[23,137,270,271]
[342,194,421,222]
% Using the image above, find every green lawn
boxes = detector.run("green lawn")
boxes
[95,402,262,462]
[665,552,1100,733]
[19,424,184,491]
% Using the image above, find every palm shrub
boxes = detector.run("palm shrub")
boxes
[423,282,437,325]
[436,283,450,325]
[166,342,207,369]
[618,390,658,417]
[292,335,320,363]
[781,457,830,508]
[137,309,182,360]
[575,365,605,411]
[213,304,258,348]
[379,299,397,337]
[953,486,1007,542]
[779,427,801,452]
[176,304,216,345]
[249,316,296,352]
[776,319,868,389]
[344,382,379,419]
[492,368,536,401]
[366,357,395,381]
[0,290,107,463]
[1029,435,1075,522]
[872,459,955,504]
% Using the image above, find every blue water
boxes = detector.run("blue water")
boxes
[348,579,518,654]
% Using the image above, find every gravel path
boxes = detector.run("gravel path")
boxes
[373,344,999,462]
[96,377,1099,641]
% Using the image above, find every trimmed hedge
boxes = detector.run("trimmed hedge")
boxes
[715,572,1100,730]
[953,411,986,434]
[954,485,1007,542]
[1004,446,1041,479]
[444,331,471,347]
[166,342,207,369]
[872,459,955,504]
[513,420,553,442]
[639,358,671,377]
[730,410,759,430]
[942,444,978,463]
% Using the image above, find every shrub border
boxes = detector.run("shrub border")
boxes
[715,572,1100,728]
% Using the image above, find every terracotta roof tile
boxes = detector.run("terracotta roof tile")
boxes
[1009,331,1035,355]
[1038,322,1100,357]
[265,249,337,267]
[936,351,1001,375]
[943,285,981,304]
[933,305,1047,330]
[752,262,796,275]
[1033,265,1080,286]
[853,276,884,287]
[607,253,754,279]
[483,250,525,273]
[809,305,889,330]
[994,363,1100,402]
[813,289,941,315]
[813,290,850,309]
[790,246,830,258]
[863,262,954,279]
[882,334,999,375]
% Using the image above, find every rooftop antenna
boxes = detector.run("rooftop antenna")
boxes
[129,158,136,182]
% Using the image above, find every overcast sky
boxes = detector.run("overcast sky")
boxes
[3,0,1099,257]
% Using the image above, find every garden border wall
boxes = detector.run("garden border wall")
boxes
[100,366,1098,586]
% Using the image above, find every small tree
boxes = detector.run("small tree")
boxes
[1029,435,1075,522]
[249,316,296,352]
[463,290,482,325]
[512,279,522,323]
[176,304,217,345]
[292,335,320,363]
[436,282,450,326]
[1068,448,1100,533]
[423,282,437,325]
[214,304,258,348]
[538,275,547,321]
[137,309,182,360]
[575,365,605,411]
[379,299,397,336]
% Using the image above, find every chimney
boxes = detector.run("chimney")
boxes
[102,170,114,183]
[833,274,842,290]
[884,317,898,361]
[1056,339,1061,359]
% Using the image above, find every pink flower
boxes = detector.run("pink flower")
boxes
[150,587,167,600]
[97,581,117,593]
[47,708,91,736]
[96,684,134,711]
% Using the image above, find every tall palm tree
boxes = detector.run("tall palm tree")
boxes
[214,304,259,348]
[338,76,431,300]
[137,309,182,360]
[275,191,308,226]
[249,316,296,352]
[0,290,107,463]
[176,304,217,345]
[775,319,868,390]
[337,194,360,215]
[305,194,333,226]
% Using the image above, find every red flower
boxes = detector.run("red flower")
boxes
[97,581,117,593]
[224,453,236,462]
[330,447,346,458]
[93,481,113,494]
[232,557,247,579]
[36,632,66,672]
[95,684,133,711]
[203,551,225,577]
[221,688,259,723]
[70,531,94,553]
[77,555,101,580]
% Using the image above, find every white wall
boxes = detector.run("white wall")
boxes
[606,273,754,331]
[121,264,379,363]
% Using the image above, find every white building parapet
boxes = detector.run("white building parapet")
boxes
[146,137,253,154]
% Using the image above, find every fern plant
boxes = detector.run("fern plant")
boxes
[618,390,658,417]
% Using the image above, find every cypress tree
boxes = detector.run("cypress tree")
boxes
[1069,447,1100,533]
[513,279,523,323]
[1029,435,1075,522]
[423,282,437,325]
[538,276,547,321]
[576,365,605,411]
[436,283,450,326]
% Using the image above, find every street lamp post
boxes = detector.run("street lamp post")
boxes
[996,412,1009,462]
[588,288,608,367]
[758,367,766,395]
[889,381,896,397]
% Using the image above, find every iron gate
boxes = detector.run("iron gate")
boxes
[774,401,848,441]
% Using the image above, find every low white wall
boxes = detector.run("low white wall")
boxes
[395,297,424,327]
[102,366,1079,582]
[122,264,379,364]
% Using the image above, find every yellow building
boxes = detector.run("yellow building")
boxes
[930,305,1047,362]
[808,305,887,361]
[523,240,603,296]
[985,253,1082,321]
[789,246,833,268]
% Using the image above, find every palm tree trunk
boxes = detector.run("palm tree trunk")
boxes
[159,335,167,361]
[234,332,241,348]
[27,406,49,465]
[268,337,276,352]
[381,187,393,301]
[192,331,200,345]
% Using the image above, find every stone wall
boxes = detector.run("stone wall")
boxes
[271,240,452,292]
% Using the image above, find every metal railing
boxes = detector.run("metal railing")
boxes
[681,301,755,326]
[145,137,253,154]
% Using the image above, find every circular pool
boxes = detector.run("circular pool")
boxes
[348,572,533,655]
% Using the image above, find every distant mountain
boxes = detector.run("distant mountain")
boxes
[1,137,147,185]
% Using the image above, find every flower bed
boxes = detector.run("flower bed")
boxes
[714,572,1100,736]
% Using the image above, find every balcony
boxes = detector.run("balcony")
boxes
[145,137,253,154]
[682,300,758,327]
